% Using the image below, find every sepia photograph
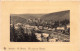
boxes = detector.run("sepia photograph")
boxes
[10,10,70,42]
[1,1,80,51]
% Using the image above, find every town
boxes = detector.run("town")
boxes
[10,17,70,42]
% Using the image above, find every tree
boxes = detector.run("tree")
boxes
[53,21,59,31]
[10,25,14,41]
[30,29,39,42]
[10,24,17,42]
[16,26,25,42]
[60,19,69,29]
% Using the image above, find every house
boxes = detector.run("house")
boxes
[57,27,65,30]
[35,33,49,42]
[38,26,43,30]
[43,27,48,30]
[34,26,39,30]
[14,23,23,30]
[35,33,42,41]
[42,33,49,38]
[67,24,70,29]
[56,27,65,33]
[48,28,53,31]
[49,38,58,42]
[10,24,13,27]
[16,23,22,26]
[25,24,30,27]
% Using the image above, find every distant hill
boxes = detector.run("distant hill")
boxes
[10,16,27,24]
[41,10,70,22]
[10,10,70,24]
[11,14,44,20]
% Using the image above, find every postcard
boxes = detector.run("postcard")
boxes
[0,1,80,51]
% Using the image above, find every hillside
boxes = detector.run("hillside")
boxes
[10,16,27,24]
[41,10,70,22]
[11,14,44,20]
[10,10,70,24]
